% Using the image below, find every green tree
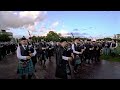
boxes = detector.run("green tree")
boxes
[32,36,37,42]
[0,33,11,42]
[103,37,112,41]
[58,33,62,37]
[46,31,60,41]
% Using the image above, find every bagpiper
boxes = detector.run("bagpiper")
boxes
[71,38,84,73]
[16,36,36,79]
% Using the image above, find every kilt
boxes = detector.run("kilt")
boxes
[41,53,47,60]
[48,50,53,57]
[74,55,81,65]
[17,59,34,76]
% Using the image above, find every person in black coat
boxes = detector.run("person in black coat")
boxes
[36,43,42,62]
[11,44,16,54]
[55,39,72,79]
[96,42,102,61]
[1,44,7,58]
[7,44,10,55]
[84,40,93,64]
[92,41,99,62]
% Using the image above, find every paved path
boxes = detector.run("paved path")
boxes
[0,54,120,79]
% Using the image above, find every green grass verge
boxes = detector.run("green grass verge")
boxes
[100,43,120,62]
[100,55,120,62]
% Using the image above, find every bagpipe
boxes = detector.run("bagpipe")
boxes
[21,45,34,68]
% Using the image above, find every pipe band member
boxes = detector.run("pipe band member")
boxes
[17,36,36,79]
[72,38,84,73]
[47,42,54,62]
[55,39,72,79]
[39,39,48,68]
[28,37,37,72]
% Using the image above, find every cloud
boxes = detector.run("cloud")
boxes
[56,28,88,37]
[57,29,70,37]
[0,11,47,29]
[26,21,40,33]
[89,27,93,29]
[14,35,29,39]
[38,26,54,36]
[73,29,79,31]
[51,21,59,28]
[37,21,60,36]
[81,33,88,35]
[68,32,89,37]
[39,26,48,33]
[27,25,35,31]
[53,21,59,26]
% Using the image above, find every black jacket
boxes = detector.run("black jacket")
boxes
[55,45,68,79]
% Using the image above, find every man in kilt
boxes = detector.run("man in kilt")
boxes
[72,38,84,73]
[16,37,36,79]
[39,39,48,68]
[47,41,54,62]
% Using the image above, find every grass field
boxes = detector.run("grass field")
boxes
[100,43,120,62]
[100,55,120,62]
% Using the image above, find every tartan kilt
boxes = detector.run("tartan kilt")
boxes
[41,53,47,60]
[74,55,81,65]
[17,59,34,76]
[75,57,81,65]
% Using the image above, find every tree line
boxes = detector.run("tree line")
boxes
[1,31,120,42]
[0,33,11,42]
[31,31,120,42]
[31,31,91,42]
